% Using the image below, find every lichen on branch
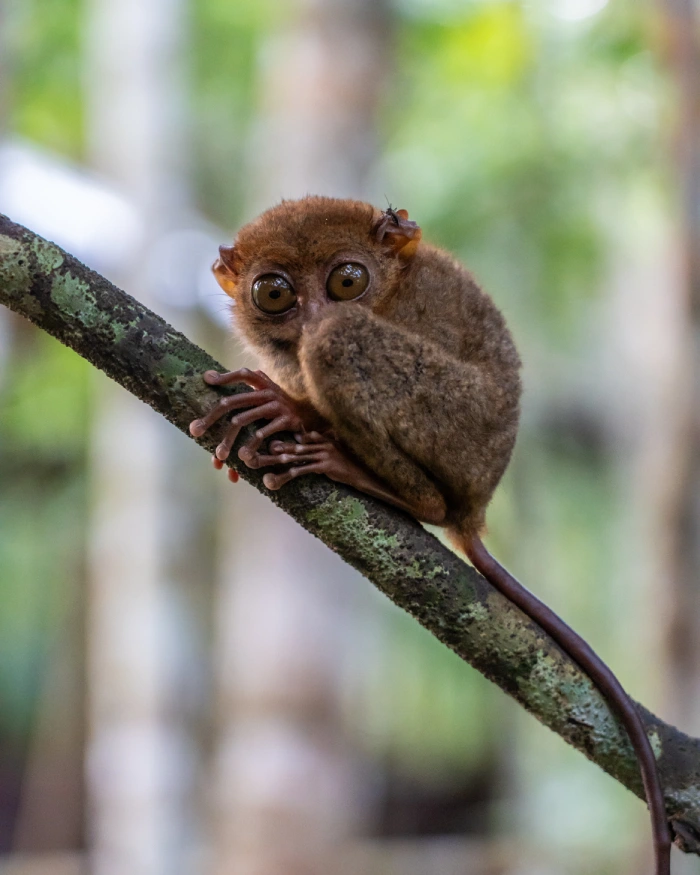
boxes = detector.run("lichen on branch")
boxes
[2,213,700,852]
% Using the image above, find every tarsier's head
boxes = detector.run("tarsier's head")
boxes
[212,196,421,367]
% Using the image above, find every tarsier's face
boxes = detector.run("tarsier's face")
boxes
[211,197,421,367]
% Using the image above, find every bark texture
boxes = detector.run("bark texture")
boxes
[2,214,700,852]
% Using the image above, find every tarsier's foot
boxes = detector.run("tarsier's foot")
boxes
[242,432,427,520]
[241,431,351,490]
[189,368,317,462]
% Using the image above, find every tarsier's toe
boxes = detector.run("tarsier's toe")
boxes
[298,431,325,444]
[238,445,269,465]
[269,440,296,454]
[215,444,231,461]
[239,450,278,470]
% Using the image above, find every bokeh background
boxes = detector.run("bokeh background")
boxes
[1,0,699,873]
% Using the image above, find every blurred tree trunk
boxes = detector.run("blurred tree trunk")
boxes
[209,2,392,874]
[587,200,688,874]
[0,0,17,849]
[247,0,392,211]
[83,1,202,874]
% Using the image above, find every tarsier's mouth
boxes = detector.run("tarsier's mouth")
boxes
[267,336,297,355]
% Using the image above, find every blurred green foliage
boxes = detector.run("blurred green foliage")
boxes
[10,0,83,157]
[386,0,663,338]
[191,0,277,227]
[0,329,88,739]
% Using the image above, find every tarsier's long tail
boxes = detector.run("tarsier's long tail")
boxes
[462,534,672,875]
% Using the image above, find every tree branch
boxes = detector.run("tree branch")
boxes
[2,214,699,852]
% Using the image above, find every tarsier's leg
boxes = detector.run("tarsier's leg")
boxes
[251,430,443,522]
[292,307,517,530]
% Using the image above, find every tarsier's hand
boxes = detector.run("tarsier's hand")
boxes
[189,370,413,509]
[189,368,319,467]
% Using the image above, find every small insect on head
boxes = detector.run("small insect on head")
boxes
[373,207,422,263]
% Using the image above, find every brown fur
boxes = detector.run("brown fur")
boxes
[217,195,522,538]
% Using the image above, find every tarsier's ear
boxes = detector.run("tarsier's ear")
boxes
[373,208,422,262]
[212,244,241,295]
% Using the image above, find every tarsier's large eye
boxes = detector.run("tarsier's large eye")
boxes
[252,274,297,314]
[326,263,370,301]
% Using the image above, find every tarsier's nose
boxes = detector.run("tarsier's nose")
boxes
[302,296,329,321]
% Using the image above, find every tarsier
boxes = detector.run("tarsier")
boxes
[189,196,671,874]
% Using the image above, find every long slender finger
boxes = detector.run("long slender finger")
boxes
[253,415,299,444]
[244,450,327,470]
[269,440,298,454]
[203,368,273,390]
[276,452,327,465]
[190,389,275,436]
[293,431,327,445]
[241,452,284,469]
[241,452,299,469]
[263,461,328,490]
[215,401,282,460]
[270,440,334,457]
[238,415,291,462]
